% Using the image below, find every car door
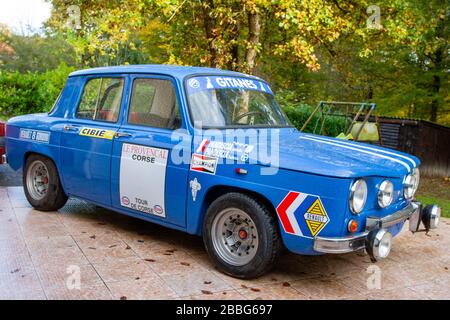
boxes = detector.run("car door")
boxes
[60,76,126,205]
[111,75,190,227]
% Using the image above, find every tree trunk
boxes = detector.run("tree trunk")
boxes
[202,0,218,68]
[430,74,440,122]
[227,2,241,71]
[429,5,445,123]
[365,84,373,100]
[246,9,261,74]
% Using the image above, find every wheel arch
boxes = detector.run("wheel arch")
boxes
[23,151,67,194]
[197,184,281,236]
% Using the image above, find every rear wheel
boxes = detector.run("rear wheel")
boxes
[203,193,281,279]
[23,154,68,211]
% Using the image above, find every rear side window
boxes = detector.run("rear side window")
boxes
[76,77,124,123]
[128,78,180,129]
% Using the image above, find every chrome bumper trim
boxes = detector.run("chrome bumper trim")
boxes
[314,202,419,254]
[314,232,368,253]
[1,154,6,165]
[366,202,418,230]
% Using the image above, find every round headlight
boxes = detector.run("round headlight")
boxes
[404,168,420,199]
[378,180,394,208]
[349,179,367,214]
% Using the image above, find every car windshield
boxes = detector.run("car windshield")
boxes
[186,76,291,128]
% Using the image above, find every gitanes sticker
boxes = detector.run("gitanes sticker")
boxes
[187,76,273,94]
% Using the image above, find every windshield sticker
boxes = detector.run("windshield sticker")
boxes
[277,191,330,238]
[120,143,168,217]
[79,127,115,140]
[190,153,218,175]
[187,76,273,94]
[196,139,254,162]
[19,129,50,143]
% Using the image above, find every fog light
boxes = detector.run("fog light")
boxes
[348,219,358,233]
[365,229,392,262]
[421,205,440,231]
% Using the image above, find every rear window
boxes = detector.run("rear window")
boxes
[76,77,124,123]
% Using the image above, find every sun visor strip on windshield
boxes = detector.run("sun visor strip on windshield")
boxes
[186,76,273,94]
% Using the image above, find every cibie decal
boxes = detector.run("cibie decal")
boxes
[304,198,329,236]
[276,191,330,237]
[189,178,202,201]
[19,129,50,143]
[79,127,115,140]
[190,154,218,175]
[120,143,168,217]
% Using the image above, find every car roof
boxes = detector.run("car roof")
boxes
[69,64,262,81]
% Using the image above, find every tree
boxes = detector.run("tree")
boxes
[0,29,76,73]
[46,0,360,73]
[43,0,449,124]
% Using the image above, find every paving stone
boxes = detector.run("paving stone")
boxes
[0,186,448,300]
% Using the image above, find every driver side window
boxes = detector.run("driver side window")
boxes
[76,77,124,123]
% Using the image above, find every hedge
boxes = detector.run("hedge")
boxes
[282,104,348,137]
[0,63,74,119]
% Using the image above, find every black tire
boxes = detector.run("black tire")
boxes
[203,192,281,279]
[23,154,68,211]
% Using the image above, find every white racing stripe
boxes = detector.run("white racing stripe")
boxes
[304,134,417,168]
[300,136,412,173]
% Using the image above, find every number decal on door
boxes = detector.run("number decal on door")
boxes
[119,143,168,217]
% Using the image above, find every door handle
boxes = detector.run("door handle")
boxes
[114,132,132,138]
[64,125,78,132]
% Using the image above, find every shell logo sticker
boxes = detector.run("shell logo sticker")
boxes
[303,198,329,237]
[79,127,115,140]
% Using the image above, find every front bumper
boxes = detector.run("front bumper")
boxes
[314,202,420,254]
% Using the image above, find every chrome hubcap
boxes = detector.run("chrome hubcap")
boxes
[211,208,259,266]
[26,161,49,200]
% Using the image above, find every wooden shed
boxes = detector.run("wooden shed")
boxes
[377,117,450,178]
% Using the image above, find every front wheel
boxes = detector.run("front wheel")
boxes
[23,154,68,211]
[203,193,281,279]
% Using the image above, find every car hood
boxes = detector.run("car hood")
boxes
[274,130,419,178]
[199,128,420,178]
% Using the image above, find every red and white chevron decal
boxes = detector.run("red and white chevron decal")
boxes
[276,191,307,236]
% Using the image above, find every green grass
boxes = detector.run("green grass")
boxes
[416,195,450,218]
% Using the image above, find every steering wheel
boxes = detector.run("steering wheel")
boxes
[233,111,265,123]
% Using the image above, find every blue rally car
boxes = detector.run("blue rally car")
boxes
[4,65,440,279]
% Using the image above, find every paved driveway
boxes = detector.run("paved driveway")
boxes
[0,165,22,186]
[0,186,448,300]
